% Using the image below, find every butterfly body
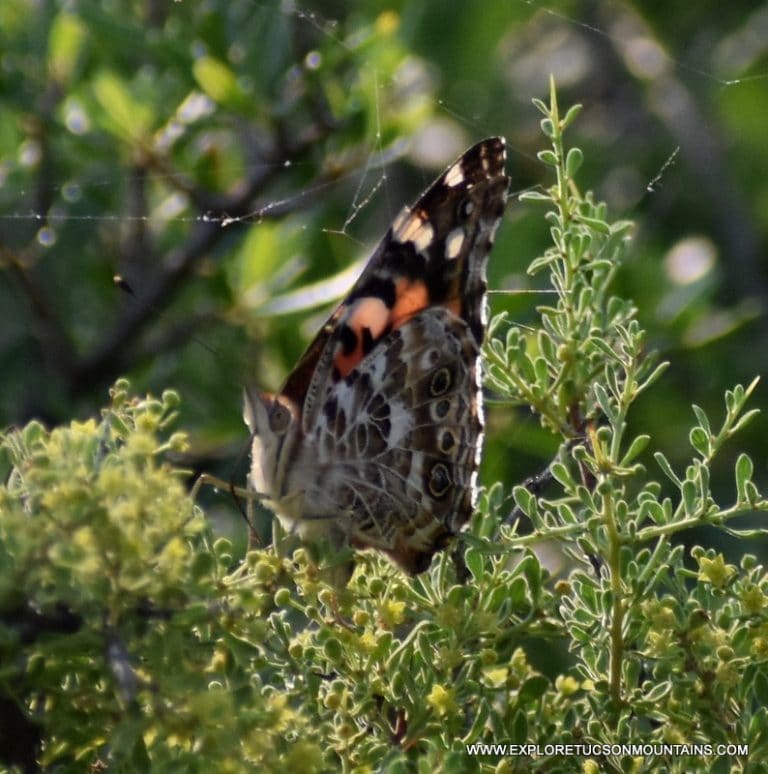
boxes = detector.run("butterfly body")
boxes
[245,137,509,573]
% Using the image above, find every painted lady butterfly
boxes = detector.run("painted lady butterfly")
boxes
[244,137,509,574]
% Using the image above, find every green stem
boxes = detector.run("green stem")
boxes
[635,499,768,543]
[600,483,624,710]
[504,522,584,547]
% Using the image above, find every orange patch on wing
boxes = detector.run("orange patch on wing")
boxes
[391,278,429,327]
[333,297,391,378]
[334,352,356,379]
[331,282,461,380]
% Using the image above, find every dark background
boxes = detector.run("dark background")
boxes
[1,0,767,557]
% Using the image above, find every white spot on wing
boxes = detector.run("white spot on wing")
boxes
[469,469,479,507]
[473,351,485,471]
[392,209,409,234]
[445,227,465,260]
[392,209,434,254]
[412,221,434,253]
[444,161,465,188]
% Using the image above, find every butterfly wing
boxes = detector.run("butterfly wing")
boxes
[289,307,482,573]
[280,137,509,431]
[252,136,509,573]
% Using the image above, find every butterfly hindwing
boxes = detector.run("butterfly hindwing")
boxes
[298,307,482,573]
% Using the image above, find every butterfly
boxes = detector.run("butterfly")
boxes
[244,137,509,574]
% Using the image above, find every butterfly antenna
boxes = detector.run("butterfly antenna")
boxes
[113,275,225,361]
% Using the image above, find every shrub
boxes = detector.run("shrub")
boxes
[1,84,766,773]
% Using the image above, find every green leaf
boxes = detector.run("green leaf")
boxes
[654,452,681,487]
[233,223,286,289]
[537,149,559,166]
[689,427,710,457]
[561,103,583,129]
[576,484,597,511]
[744,375,761,397]
[577,215,611,234]
[609,219,634,237]
[48,11,86,83]
[569,624,592,644]
[593,383,616,421]
[518,190,552,203]
[620,434,650,466]
[193,56,242,106]
[540,118,556,138]
[92,70,153,140]
[191,551,215,580]
[510,708,528,744]
[512,485,533,516]
[644,680,672,703]
[722,526,768,539]
[550,462,575,488]
[537,329,557,364]
[508,575,528,607]
[589,337,621,362]
[731,408,760,435]
[691,404,711,435]
[463,547,484,583]
[533,356,550,386]
[557,503,579,524]
[636,361,670,393]
[527,253,556,274]
[256,258,366,316]
[681,479,697,516]
[735,453,754,502]
[463,699,491,744]
[640,500,666,525]
[565,147,583,178]
[753,670,768,705]
[520,553,542,599]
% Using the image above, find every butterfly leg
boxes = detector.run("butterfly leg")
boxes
[191,472,270,548]
[190,472,268,503]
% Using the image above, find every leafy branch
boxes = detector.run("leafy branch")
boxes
[486,78,768,733]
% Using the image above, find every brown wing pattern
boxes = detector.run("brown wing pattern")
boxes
[291,308,482,573]
[252,136,509,574]
[279,137,508,431]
